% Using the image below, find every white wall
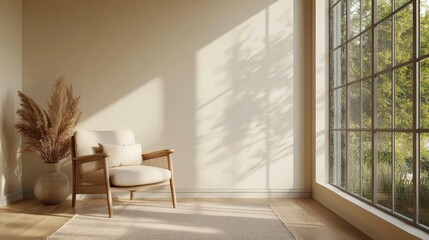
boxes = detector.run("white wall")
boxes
[311,0,428,239]
[0,0,23,206]
[22,0,312,197]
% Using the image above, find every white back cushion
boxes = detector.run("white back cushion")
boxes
[74,130,136,157]
[98,143,142,167]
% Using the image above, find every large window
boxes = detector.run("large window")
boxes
[329,0,429,230]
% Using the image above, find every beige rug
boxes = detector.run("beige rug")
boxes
[48,200,295,240]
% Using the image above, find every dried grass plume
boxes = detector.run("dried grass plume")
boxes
[16,76,82,163]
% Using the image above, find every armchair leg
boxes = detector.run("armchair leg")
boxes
[72,192,76,208]
[130,191,134,201]
[72,161,76,208]
[169,178,177,208]
[106,191,113,218]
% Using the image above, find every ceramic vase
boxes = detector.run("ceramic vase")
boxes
[33,163,70,205]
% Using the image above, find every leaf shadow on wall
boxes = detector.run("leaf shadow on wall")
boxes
[195,10,295,190]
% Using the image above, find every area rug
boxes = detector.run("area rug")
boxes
[47,200,295,240]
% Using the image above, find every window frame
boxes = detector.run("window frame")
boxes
[329,0,429,232]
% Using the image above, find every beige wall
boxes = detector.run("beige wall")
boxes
[0,0,23,206]
[22,0,312,197]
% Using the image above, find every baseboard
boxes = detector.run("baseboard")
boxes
[22,188,311,199]
[0,190,23,207]
[81,189,312,199]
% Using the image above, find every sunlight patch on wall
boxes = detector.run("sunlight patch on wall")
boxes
[195,0,294,190]
[79,77,165,148]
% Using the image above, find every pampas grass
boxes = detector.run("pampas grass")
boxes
[16,76,81,163]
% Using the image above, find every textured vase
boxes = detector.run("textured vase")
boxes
[34,163,70,205]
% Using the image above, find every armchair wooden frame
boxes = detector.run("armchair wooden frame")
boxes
[71,136,177,218]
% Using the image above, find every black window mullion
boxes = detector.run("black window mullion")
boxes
[360,0,364,195]
[413,0,419,225]
[345,0,349,189]
[392,1,396,213]
[372,0,377,206]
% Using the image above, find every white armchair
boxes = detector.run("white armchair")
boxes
[71,130,177,217]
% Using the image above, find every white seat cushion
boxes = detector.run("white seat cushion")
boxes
[109,165,171,187]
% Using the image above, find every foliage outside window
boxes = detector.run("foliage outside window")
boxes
[329,0,429,230]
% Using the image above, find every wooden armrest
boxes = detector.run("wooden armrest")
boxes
[142,149,175,160]
[73,153,109,163]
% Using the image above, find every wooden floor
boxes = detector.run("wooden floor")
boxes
[0,197,370,240]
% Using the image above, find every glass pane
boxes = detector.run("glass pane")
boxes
[420,133,429,227]
[349,37,361,82]
[330,88,347,129]
[377,132,393,209]
[362,132,373,200]
[377,17,392,73]
[349,0,361,38]
[377,72,392,128]
[421,59,429,129]
[362,31,372,78]
[394,132,413,219]
[421,0,429,56]
[330,131,347,188]
[362,79,372,128]
[331,46,347,88]
[362,0,372,30]
[395,65,413,129]
[331,0,347,49]
[349,82,361,128]
[378,0,392,21]
[331,0,340,6]
[348,132,361,194]
[395,0,409,10]
[395,4,413,65]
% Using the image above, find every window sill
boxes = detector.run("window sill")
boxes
[313,181,428,239]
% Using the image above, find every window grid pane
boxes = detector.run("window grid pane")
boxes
[348,132,361,194]
[362,31,373,78]
[349,0,361,38]
[377,72,393,129]
[420,133,429,227]
[377,17,392,73]
[362,79,372,128]
[349,82,361,128]
[349,37,361,82]
[330,46,347,88]
[420,58,429,129]
[395,4,413,66]
[330,87,347,129]
[377,132,393,209]
[362,132,373,200]
[394,132,413,219]
[394,65,413,129]
[421,0,429,56]
[378,0,392,21]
